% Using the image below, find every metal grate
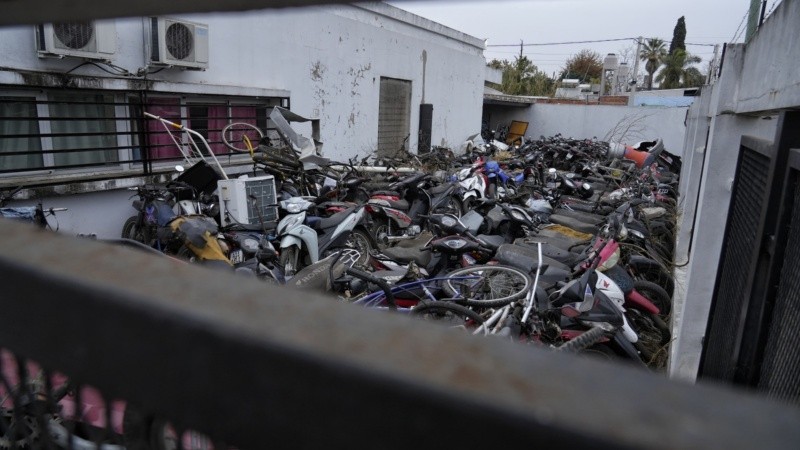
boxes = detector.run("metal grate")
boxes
[758,175,800,404]
[703,147,770,379]
[165,22,193,60]
[377,77,411,157]
[0,347,219,449]
[53,22,93,49]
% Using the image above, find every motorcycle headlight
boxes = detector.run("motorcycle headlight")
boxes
[440,215,458,228]
[510,209,528,222]
[281,198,312,214]
[444,239,467,249]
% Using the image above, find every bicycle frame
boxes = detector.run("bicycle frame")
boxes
[352,274,482,309]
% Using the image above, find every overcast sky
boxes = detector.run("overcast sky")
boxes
[387,0,771,77]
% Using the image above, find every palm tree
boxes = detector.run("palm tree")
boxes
[656,49,703,89]
[639,38,667,90]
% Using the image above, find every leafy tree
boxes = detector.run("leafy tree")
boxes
[560,49,603,83]
[490,56,555,97]
[656,49,703,89]
[639,38,667,90]
[487,59,504,70]
[668,16,687,55]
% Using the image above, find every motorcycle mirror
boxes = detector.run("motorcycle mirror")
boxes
[175,165,185,173]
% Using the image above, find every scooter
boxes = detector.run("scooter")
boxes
[365,173,463,249]
[276,197,369,277]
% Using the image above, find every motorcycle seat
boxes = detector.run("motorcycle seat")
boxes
[475,234,506,250]
[381,246,432,268]
[371,190,401,198]
[310,206,357,230]
[547,214,601,235]
[368,197,409,210]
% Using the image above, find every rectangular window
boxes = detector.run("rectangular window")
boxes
[0,97,43,171]
[48,93,119,167]
[377,77,412,157]
[0,92,288,175]
[144,97,183,161]
[187,104,228,154]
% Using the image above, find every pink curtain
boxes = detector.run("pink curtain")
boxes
[145,98,182,160]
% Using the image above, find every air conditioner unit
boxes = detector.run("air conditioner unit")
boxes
[217,175,278,227]
[151,17,209,70]
[36,20,116,61]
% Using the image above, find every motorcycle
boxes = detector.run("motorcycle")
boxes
[0,186,67,230]
[365,173,463,249]
[276,197,370,277]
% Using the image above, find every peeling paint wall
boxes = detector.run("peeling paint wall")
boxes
[0,3,485,161]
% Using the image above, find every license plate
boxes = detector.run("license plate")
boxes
[229,249,244,264]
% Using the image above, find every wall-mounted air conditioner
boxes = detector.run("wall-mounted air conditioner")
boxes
[150,17,209,70]
[36,21,116,61]
[217,175,278,227]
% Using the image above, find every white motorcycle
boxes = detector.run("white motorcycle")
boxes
[276,197,370,278]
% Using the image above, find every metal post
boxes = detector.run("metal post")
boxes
[745,0,761,42]
[631,37,642,94]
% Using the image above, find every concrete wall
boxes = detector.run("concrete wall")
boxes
[0,3,487,238]
[0,3,486,160]
[488,104,688,156]
[668,0,799,382]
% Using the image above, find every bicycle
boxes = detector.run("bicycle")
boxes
[347,263,532,315]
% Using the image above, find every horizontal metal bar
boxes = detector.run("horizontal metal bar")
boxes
[1,0,370,25]
[1,218,799,449]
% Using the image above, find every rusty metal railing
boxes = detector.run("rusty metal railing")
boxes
[1,218,799,449]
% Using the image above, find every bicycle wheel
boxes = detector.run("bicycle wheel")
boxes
[411,301,485,330]
[443,264,532,308]
[221,122,264,152]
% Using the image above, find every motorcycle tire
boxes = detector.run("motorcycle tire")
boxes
[346,227,374,268]
[371,219,391,252]
[432,196,463,219]
[121,215,147,244]
[633,280,672,316]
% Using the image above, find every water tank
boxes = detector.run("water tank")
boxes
[617,62,630,77]
[603,53,619,71]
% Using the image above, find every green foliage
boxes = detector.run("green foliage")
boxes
[560,49,603,83]
[656,49,703,89]
[639,38,667,90]
[489,56,556,97]
[668,16,687,55]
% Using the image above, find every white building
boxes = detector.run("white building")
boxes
[0,2,486,236]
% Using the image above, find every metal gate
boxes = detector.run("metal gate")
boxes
[757,146,800,404]
[701,112,800,398]
[377,77,412,157]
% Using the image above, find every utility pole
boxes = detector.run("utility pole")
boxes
[631,36,642,94]
[519,40,523,59]
[707,44,720,84]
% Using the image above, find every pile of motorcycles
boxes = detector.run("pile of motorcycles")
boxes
[117,127,680,370]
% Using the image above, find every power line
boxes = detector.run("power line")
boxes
[730,7,749,42]
[488,36,718,49]
[487,37,637,47]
